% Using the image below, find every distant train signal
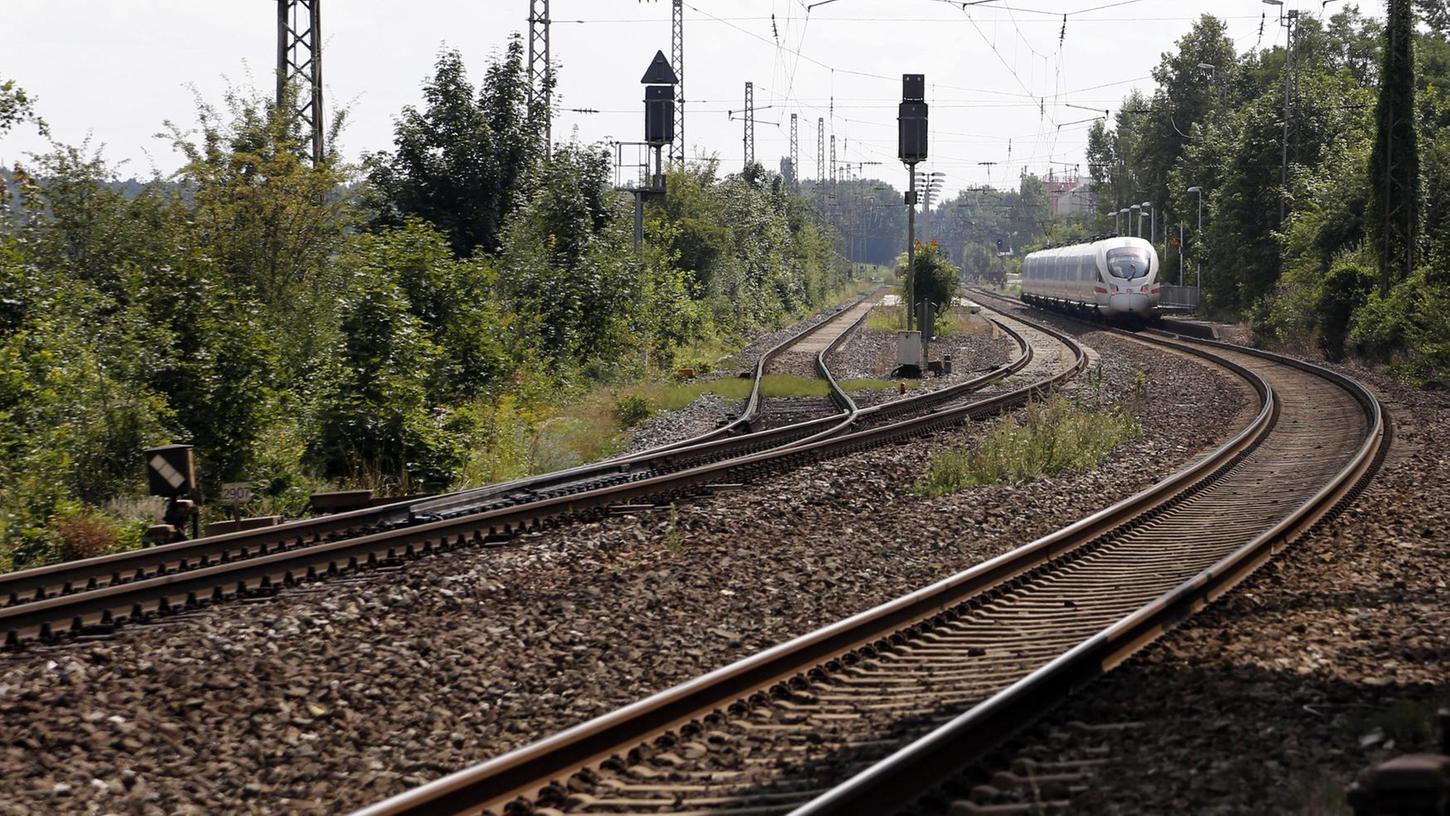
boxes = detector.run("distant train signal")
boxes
[898,74,928,164]
[144,444,195,498]
[642,50,678,147]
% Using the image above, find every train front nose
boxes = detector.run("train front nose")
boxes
[1109,292,1151,316]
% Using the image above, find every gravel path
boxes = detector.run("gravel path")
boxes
[933,362,1449,815]
[0,327,1249,815]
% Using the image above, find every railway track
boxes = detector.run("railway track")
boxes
[0,294,877,624]
[350,312,1384,816]
[0,298,1075,647]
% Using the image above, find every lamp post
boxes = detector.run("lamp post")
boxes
[1142,200,1154,244]
[1187,185,1204,292]
[1130,204,1142,238]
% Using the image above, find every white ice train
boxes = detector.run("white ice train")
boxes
[1020,236,1160,320]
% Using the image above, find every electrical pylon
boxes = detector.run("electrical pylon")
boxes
[276,0,323,164]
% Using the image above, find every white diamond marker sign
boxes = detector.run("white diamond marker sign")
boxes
[150,454,186,490]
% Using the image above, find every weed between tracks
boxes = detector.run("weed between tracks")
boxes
[620,373,917,414]
[915,395,1141,495]
[866,304,986,337]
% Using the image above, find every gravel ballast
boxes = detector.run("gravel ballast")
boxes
[936,361,1450,815]
[0,321,1249,815]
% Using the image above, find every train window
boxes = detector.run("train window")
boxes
[1106,247,1151,280]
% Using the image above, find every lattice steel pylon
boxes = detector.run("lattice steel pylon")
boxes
[830,134,837,183]
[276,0,323,164]
[817,118,825,183]
[528,0,552,157]
[789,113,799,190]
[671,0,685,165]
[743,82,755,171]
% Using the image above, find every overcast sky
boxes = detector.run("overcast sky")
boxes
[2,0,1349,193]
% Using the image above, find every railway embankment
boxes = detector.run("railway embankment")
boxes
[0,321,1245,814]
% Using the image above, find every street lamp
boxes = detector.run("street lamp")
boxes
[1141,200,1154,243]
[1187,186,1204,292]
[1130,204,1142,238]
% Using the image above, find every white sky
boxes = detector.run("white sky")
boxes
[2,0,1340,193]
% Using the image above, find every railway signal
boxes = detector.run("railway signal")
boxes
[897,73,928,375]
[629,50,677,248]
[143,444,199,543]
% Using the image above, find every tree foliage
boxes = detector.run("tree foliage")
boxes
[0,40,852,570]
[366,41,541,257]
[1367,0,1421,294]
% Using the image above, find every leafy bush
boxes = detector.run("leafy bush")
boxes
[1352,268,1450,387]
[310,273,461,490]
[613,394,652,428]
[897,241,959,316]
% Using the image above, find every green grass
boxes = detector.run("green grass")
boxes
[915,396,1140,496]
[455,284,897,491]
[643,372,918,406]
[867,308,908,332]
[866,304,987,338]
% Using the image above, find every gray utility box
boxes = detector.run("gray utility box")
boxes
[896,331,924,369]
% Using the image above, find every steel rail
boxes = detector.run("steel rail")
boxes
[341,313,1091,816]
[779,298,868,449]
[0,308,1073,646]
[0,291,881,609]
[788,329,1386,816]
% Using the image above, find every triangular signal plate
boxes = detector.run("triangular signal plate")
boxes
[640,50,679,85]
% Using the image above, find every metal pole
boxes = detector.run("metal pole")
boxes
[1196,193,1203,290]
[1178,222,1184,286]
[1280,12,1294,224]
[907,165,917,333]
[742,82,754,171]
[789,113,799,189]
[528,0,552,158]
[817,118,825,183]
[671,0,684,165]
[276,1,287,109]
[1150,205,1156,245]
[310,0,323,164]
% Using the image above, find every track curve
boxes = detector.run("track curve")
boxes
[347,309,1383,816]
[1,298,1070,647]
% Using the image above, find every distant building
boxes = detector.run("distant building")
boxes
[1044,169,1096,217]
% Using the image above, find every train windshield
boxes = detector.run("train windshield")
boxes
[1105,247,1152,280]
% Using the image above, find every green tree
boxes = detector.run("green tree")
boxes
[346,221,514,403]
[311,273,459,489]
[1367,0,1422,294]
[500,143,640,368]
[366,40,542,257]
[899,242,958,316]
[0,78,45,136]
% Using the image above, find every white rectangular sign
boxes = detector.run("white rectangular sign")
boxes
[220,482,253,506]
